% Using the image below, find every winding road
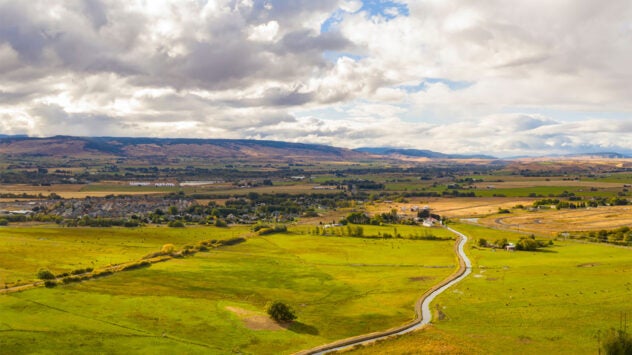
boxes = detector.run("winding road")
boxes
[298,227,472,355]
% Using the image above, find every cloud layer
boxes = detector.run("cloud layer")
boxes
[1,0,631,156]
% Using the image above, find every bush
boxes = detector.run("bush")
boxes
[602,328,632,355]
[168,220,185,228]
[37,268,56,280]
[478,238,488,247]
[161,244,175,254]
[214,219,228,227]
[0,219,8,226]
[266,301,297,323]
[62,276,82,284]
[516,238,539,251]
[257,225,287,235]
[44,280,57,288]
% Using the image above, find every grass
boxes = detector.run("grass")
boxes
[0,231,458,354]
[0,225,251,286]
[351,223,632,354]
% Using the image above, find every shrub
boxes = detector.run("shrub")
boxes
[0,219,8,226]
[120,261,151,271]
[602,328,632,355]
[168,220,185,228]
[257,225,288,235]
[266,301,297,323]
[161,244,175,254]
[221,237,246,246]
[62,276,82,284]
[37,268,56,280]
[93,270,113,277]
[44,280,57,288]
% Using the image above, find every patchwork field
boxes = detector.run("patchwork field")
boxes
[350,223,632,354]
[477,205,632,235]
[0,228,457,354]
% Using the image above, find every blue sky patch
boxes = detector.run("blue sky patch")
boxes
[399,78,474,93]
[322,0,409,33]
[323,51,366,63]
[360,0,409,19]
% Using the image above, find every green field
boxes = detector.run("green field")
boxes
[0,225,251,286]
[351,223,632,354]
[0,229,457,354]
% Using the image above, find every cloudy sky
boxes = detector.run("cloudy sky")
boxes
[1,0,631,156]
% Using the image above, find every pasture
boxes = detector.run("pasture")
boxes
[351,223,632,354]
[0,225,250,286]
[0,230,458,354]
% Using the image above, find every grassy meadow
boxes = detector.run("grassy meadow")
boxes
[351,223,632,354]
[0,229,458,354]
[0,225,251,286]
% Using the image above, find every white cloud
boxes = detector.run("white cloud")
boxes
[0,0,631,156]
[248,21,279,42]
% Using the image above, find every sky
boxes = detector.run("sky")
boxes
[0,0,631,157]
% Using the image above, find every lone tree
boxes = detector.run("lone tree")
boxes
[267,301,296,323]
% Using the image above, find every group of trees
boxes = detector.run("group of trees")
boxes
[560,227,632,246]
[533,196,629,210]
[478,235,552,251]
[310,225,364,237]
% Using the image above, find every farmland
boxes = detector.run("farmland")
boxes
[1,139,631,354]
[351,223,632,354]
[0,227,457,354]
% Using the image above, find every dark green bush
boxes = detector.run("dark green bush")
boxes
[44,280,57,288]
[37,269,56,280]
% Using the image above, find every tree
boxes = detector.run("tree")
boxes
[267,301,296,323]
[37,268,55,280]
[478,238,488,247]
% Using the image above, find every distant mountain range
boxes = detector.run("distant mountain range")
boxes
[0,135,364,161]
[0,135,629,161]
[355,147,497,159]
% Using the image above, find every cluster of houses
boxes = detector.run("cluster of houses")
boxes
[44,196,195,219]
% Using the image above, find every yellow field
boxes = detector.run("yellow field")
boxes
[471,180,624,189]
[0,184,161,198]
[476,205,632,235]
[367,198,534,219]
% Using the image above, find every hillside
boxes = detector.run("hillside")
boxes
[0,136,367,162]
[355,147,497,159]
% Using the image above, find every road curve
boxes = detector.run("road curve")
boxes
[297,227,472,355]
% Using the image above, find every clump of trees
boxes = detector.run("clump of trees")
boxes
[267,301,296,323]
[478,235,551,251]
[311,225,364,237]
[561,227,632,246]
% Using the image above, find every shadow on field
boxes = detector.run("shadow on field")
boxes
[286,321,319,335]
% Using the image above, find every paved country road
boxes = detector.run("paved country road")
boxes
[298,227,472,355]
